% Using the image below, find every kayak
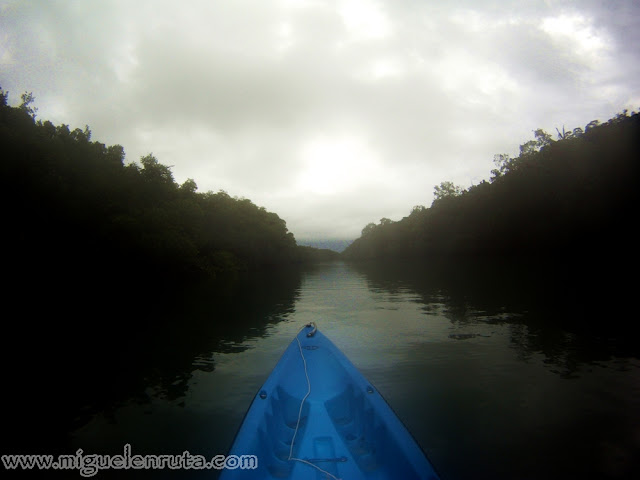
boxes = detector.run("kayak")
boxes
[219,323,440,479]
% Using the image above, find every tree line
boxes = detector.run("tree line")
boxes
[342,110,639,264]
[1,87,334,294]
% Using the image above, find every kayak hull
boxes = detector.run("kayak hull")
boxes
[220,324,440,479]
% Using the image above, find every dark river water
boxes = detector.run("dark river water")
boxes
[47,261,640,479]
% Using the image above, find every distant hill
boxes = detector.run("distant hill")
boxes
[297,238,353,253]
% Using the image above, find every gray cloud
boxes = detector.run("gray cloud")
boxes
[2,0,638,241]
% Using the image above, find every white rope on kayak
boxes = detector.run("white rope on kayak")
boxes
[288,326,342,480]
[288,332,311,460]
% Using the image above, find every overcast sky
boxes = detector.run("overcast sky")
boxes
[2,0,639,242]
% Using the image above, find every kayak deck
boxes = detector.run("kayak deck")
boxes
[220,324,440,479]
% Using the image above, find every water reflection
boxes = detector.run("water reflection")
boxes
[91,268,303,417]
[350,258,638,375]
[1,267,304,462]
[9,260,637,479]
[348,259,640,479]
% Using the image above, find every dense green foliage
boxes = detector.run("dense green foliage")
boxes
[343,111,639,262]
[0,88,328,291]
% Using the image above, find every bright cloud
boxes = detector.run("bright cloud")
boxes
[296,134,383,195]
[338,0,392,41]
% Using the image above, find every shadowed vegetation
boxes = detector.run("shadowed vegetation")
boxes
[0,88,330,286]
[343,110,638,264]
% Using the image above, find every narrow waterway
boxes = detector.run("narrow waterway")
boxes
[70,261,640,479]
